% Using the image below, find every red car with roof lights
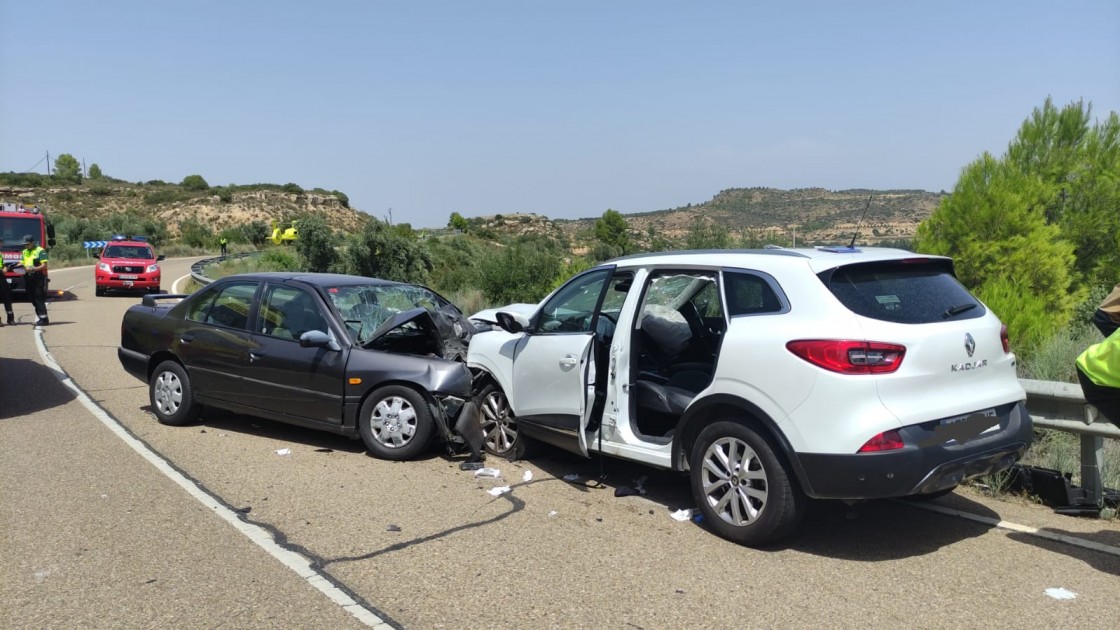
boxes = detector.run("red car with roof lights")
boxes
[95,235,164,296]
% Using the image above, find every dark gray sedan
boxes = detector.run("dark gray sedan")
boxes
[118,272,477,460]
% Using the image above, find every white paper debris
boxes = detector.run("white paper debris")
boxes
[487,486,511,496]
[474,467,501,478]
[523,470,533,482]
[548,510,558,517]
[670,508,694,522]
[275,448,291,456]
[1044,588,1077,600]
[563,474,580,481]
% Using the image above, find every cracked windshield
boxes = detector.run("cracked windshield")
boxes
[326,283,445,343]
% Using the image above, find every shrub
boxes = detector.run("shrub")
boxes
[181,174,209,191]
[282,182,304,194]
[294,215,337,272]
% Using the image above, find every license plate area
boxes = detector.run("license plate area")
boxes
[938,408,998,445]
[119,274,138,280]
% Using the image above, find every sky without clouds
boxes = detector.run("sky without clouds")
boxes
[2,1,1117,228]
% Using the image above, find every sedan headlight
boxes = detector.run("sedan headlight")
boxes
[97,262,111,272]
[146,264,160,273]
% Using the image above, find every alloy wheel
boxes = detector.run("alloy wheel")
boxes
[699,436,769,526]
[153,370,183,416]
[481,389,517,455]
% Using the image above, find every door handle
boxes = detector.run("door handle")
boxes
[559,355,578,368]
[180,334,194,343]
[249,350,266,362]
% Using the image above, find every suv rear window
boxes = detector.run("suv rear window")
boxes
[822,260,984,324]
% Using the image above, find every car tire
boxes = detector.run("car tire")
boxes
[478,383,536,460]
[95,286,106,297]
[359,385,435,460]
[149,360,200,426]
[689,421,805,547]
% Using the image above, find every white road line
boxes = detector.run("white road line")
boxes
[903,500,1120,557]
[33,330,394,629]
[172,272,193,294]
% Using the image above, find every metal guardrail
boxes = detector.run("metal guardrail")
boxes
[190,251,263,286]
[1021,378,1119,507]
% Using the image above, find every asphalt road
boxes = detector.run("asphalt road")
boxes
[2,258,1119,629]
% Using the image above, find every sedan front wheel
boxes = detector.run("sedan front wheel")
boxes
[359,385,435,460]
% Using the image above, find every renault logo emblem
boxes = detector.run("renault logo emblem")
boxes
[964,333,976,358]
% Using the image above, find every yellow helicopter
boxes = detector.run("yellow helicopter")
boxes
[269,220,299,246]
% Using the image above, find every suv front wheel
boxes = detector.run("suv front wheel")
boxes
[689,421,805,547]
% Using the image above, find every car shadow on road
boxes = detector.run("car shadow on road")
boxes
[0,357,77,419]
[1004,529,1120,577]
[490,446,1024,560]
[163,406,368,454]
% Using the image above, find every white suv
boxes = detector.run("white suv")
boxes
[467,247,1031,546]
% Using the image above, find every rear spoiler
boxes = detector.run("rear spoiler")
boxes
[141,294,190,307]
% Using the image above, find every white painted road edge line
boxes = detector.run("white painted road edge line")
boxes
[172,272,193,294]
[33,330,394,630]
[903,500,1120,557]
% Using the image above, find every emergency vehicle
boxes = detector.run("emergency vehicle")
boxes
[1,202,56,293]
[95,235,164,296]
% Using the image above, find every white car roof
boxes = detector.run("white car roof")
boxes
[606,247,951,274]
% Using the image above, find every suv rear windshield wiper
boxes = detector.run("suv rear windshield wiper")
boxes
[942,303,977,319]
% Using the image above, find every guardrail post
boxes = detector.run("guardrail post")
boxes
[1080,435,1104,507]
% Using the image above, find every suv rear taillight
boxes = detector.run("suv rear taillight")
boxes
[1000,324,1010,353]
[858,430,904,452]
[786,340,906,374]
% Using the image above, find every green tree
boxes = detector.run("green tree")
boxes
[448,211,470,232]
[914,153,1081,351]
[294,215,337,272]
[181,174,209,191]
[686,217,733,250]
[645,224,673,252]
[282,182,304,194]
[1005,98,1120,290]
[53,154,82,183]
[480,240,564,304]
[87,163,103,180]
[332,190,350,208]
[594,209,631,254]
[338,220,432,284]
[242,220,270,246]
[179,217,212,248]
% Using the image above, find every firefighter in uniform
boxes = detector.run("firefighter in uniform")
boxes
[20,234,49,326]
[0,236,14,325]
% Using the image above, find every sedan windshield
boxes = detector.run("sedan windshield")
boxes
[325,283,453,344]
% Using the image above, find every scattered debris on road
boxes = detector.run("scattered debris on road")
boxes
[670,508,695,522]
[275,448,291,456]
[386,524,402,532]
[475,467,501,478]
[523,470,533,482]
[1044,587,1077,600]
[487,486,511,496]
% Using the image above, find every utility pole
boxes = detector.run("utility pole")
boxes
[82,158,87,178]
[387,207,393,225]
[46,151,51,175]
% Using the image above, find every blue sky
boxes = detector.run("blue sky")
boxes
[2,1,1117,228]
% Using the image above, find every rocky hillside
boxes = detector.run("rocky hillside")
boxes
[3,180,941,250]
[464,188,943,248]
[0,182,372,237]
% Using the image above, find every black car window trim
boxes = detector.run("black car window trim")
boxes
[720,268,790,318]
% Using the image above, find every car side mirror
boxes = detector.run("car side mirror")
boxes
[157,255,165,261]
[299,329,338,350]
[495,311,530,334]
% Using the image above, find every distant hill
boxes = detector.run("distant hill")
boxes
[2,177,941,251]
[0,179,371,237]
[463,188,944,248]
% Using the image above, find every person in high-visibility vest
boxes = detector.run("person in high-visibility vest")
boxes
[1076,329,1120,430]
[20,234,49,326]
[0,236,14,325]
[219,236,228,256]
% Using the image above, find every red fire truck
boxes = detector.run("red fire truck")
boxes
[1,202,57,293]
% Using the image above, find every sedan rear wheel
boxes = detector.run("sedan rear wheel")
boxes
[149,360,200,426]
[479,384,534,459]
[690,421,804,547]
[359,385,434,460]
